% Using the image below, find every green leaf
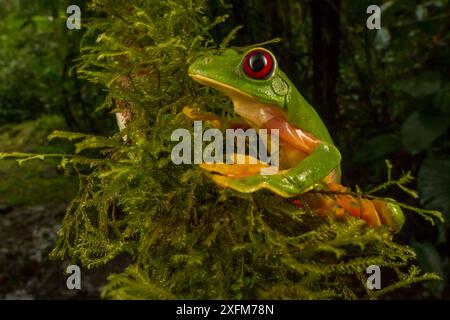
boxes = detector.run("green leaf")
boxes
[397,72,441,98]
[433,86,450,113]
[401,111,450,154]
[411,241,444,297]
[354,134,401,163]
[418,159,450,219]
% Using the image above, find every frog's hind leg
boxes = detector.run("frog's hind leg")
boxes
[299,183,402,230]
[335,196,382,227]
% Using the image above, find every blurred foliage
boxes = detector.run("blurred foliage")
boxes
[338,0,450,298]
[0,115,77,206]
[0,0,448,299]
[0,0,113,133]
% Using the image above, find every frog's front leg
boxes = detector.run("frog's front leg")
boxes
[210,143,341,198]
[182,106,223,129]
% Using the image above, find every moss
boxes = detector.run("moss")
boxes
[0,115,77,206]
[0,159,77,206]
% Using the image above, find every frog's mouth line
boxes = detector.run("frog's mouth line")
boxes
[189,73,320,174]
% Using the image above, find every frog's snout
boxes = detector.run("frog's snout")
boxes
[188,56,212,76]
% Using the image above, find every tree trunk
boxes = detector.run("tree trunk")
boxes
[311,0,341,132]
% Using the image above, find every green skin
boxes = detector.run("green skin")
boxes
[188,48,404,231]
[189,48,341,195]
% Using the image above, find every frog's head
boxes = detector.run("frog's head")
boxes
[188,48,291,127]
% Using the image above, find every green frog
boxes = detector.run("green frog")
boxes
[187,48,404,232]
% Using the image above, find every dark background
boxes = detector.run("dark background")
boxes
[0,0,448,299]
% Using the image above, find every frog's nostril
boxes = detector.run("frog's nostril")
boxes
[202,57,211,64]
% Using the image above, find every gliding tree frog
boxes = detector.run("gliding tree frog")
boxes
[187,48,404,232]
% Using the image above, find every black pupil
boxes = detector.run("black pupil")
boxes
[249,54,267,72]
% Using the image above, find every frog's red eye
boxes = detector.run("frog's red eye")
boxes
[242,49,275,80]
